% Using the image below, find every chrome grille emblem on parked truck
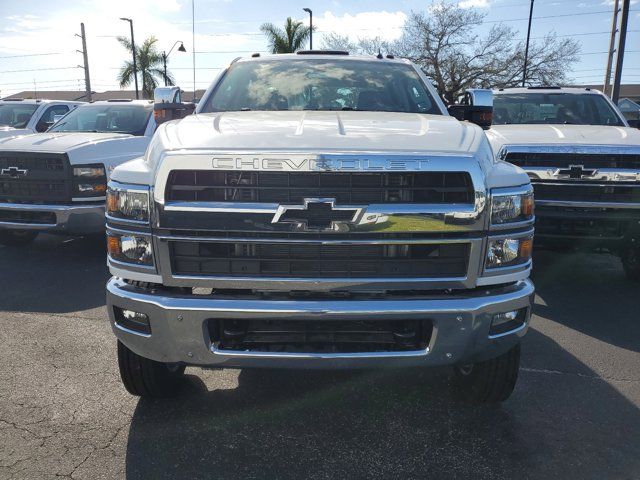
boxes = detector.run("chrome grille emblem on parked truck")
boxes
[0,166,28,178]
[554,164,598,179]
[272,198,363,231]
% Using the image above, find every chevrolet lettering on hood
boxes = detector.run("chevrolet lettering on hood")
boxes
[212,155,432,171]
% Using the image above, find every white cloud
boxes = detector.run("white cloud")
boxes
[601,0,638,5]
[314,11,407,42]
[458,0,491,8]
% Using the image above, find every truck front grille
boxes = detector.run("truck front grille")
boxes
[534,181,640,204]
[165,170,474,204]
[0,153,72,204]
[209,318,433,353]
[170,240,470,278]
[504,152,640,170]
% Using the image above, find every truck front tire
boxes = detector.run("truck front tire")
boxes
[0,230,38,247]
[622,245,640,282]
[453,343,520,404]
[117,341,186,398]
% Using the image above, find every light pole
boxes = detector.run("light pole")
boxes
[522,0,534,87]
[162,41,186,86]
[303,8,313,50]
[120,17,139,99]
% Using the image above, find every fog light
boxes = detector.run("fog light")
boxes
[107,233,153,266]
[114,307,151,334]
[490,308,526,337]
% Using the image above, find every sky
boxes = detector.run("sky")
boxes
[0,0,638,97]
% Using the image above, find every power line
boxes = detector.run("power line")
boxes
[0,52,67,59]
[0,66,80,74]
[484,9,638,23]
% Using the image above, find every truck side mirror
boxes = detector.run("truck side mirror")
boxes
[153,86,195,126]
[448,89,493,130]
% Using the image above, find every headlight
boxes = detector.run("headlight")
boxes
[491,190,534,225]
[73,164,106,198]
[486,236,533,269]
[107,184,149,223]
[108,233,153,266]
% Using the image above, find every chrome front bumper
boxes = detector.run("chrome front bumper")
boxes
[107,278,535,369]
[0,202,105,234]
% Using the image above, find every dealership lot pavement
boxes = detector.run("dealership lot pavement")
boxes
[0,235,639,480]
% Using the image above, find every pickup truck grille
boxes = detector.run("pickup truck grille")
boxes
[165,170,474,204]
[504,152,640,170]
[534,181,640,204]
[170,240,470,278]
[0,153,72,204]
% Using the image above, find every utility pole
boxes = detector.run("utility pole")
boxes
[192,0,196,102]
[611,0,630,104]
[603,0,620,96]
[77,23,92,102]
[120,18,139,99]
[522,0,535,87]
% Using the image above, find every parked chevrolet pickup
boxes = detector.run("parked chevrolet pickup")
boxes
[106,53,535,403]
[488,87,640,280]
[0,98,82,139]
[0,99,156,246]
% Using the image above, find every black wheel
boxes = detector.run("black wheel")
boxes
[117,341,186,398]
[622,244,640,282]
[0,230,38,247]
[453,343,521,404]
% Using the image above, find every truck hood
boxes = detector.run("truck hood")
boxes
[0,131,133,152]
[160,111,483,155]
[487,124,640,153]
[0,127,31,139]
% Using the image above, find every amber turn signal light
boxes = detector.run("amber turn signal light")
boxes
[519,238,533,260]
[522,195,534,216]
[107,236,121,257]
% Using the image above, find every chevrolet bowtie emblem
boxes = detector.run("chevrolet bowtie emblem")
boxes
[0,166,28,178]
[272,198,363,230]
[554,164,597,179]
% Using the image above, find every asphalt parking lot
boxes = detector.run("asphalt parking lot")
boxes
[0,235,639,480]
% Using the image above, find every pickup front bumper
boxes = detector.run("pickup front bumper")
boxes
[107,278,535,369]
[0,202,105,234]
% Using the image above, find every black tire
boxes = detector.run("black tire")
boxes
[0,230,38,247]
[453,343,520,404]
[117,341,186,398]
[622,245,640,282]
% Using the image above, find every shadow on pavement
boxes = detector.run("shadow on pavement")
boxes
[124,329,640,479]
[532,249,640,353]
[0,233,109,314]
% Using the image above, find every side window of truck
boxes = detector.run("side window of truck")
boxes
[36,105,70,132]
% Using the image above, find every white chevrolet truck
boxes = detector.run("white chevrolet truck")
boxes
[0,99,156,245]
[488,87,640,280]
[106,53,535,403]
[0,98,82,139]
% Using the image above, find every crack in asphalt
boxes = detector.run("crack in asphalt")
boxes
[521,367,639,383]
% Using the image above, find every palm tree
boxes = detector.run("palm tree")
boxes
[117,36,174,99]
[260,17,313,54]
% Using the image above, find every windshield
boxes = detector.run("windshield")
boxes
[0,103,39,128]
[48,104,151,135]
[200,59,442,114]
[493,93,624,126]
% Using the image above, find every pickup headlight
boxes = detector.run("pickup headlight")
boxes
[73,164,106,198]
[486,235,533,269]
[107,233,153,266]
[491,190,534,225]
[107,184,150,223]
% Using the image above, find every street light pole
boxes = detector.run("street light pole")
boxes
[120,17,139,99]
[162,41,186,87]
[303,8,313,50]
[522,0,535,87]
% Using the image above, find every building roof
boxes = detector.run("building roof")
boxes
[0,89,207,102]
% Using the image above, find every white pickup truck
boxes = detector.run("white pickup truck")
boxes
[488,87,640,280]
[0,99,156,246]
[0,98,82,139]
[106,52,535,403]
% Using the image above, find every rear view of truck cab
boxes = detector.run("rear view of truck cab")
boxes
[106,52,535,403]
